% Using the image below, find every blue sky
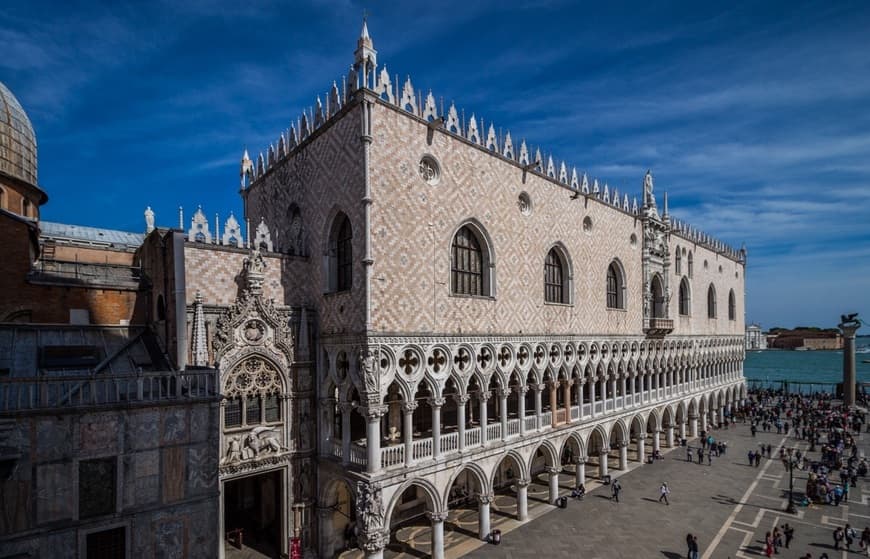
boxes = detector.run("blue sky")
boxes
[2,0,868,329]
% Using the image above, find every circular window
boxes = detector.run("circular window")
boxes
[518,192,532,216]
[418,155,440,185]
[583,216,593,233]
[630,233,638,248]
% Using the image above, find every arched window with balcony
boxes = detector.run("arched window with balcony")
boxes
[707,284,717,319]
[651,274,665,318]
[544,245,572,304]
[679,277,691,316]
[451,222,494,297]
[606,260,626,309]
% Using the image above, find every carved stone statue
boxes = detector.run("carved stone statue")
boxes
[244,427,283,458]
[243,248,267,294]
[222,436,242,464]
[644,170,654,201]
[387,426,400,442]
[356,482,384,535]
[144,206,155,233]
[359,348,379,394]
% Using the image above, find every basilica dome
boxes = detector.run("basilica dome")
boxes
[0,81,38,187]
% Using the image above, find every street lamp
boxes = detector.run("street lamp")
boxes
[785,447,797,514]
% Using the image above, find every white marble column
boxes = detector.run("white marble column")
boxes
[517,386,528,435]
[479,392,490,447]
[563,380,573,423]
[690,416,698,437]
[429,511,447,559]
[499,389,509,440]
[599,449,609,478]
[340,402,353,465]
[575,458,586,487]
[402,402,417,467]
[619,442,628,470]
[534,385,543,431]
[666,426,674,448]
[619,374,627,406]
[652,429,661,452]
[478,494,493,540]
[589,378,597,417]
[455,395,468,453]
[577,380,586,419]
[599,376,607,408]
[430,397,444,460]
[365,405,386,474]
[679,421,687,440]
[637,437,645,463]
[517,479,529,521]
[549,382,558,427]
[547,467,560,504]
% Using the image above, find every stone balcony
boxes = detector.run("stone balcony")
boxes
[643,317,675,337]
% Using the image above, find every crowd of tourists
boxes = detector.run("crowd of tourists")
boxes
[745,388,870,557]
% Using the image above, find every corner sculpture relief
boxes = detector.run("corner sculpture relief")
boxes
[359,348,380,395]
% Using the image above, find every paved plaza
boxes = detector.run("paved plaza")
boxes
[372,412,870,559]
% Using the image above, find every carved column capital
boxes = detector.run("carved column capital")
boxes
[516,478,531,488]
[478,391,492,402]
[427,510,450,523]
[575,456,588,465]
[454,394,471,405]
[401,401,418,414]
[477,493,495,505]
[515,385,530,395]
[428,397,446,408]
[546,466,560,476]
[497,389,511,400]
[363,405,388,419]
[599,448,609,456]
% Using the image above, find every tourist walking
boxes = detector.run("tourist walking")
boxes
[783,523,794,549]
[687,446,693,462]
[697,447,703,465]
[748,449,755,465]
[845,524,856,551]
[659,482,670,505]
[686,533,699,559]
[611,479,621,503]
[707,450,713,466]
[833,526,844,550]
[764,531,774,557]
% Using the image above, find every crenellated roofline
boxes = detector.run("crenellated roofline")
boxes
[240,20,746,265]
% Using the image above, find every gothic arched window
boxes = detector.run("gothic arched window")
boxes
[326,213,352,292]
[707,284,717,319]
[679,277,691,316]
[651,274,665,318]
[606,260,625,309]
[687,251,694,278]
[544,246,571,304]
[675,248,682,275]
[451,224,493,296]
[728,289,736,321]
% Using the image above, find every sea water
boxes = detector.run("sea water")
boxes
[744,336,870,389]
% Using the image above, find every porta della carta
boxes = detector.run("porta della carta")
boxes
[0,19,747,559]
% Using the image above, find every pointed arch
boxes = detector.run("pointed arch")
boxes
[324,211,352,293]
[450,219,495,297]
[651,273,666,318]
[679,277,691,316]
[707,283,717,319]
[544,242,573,304]
[606,259,626,309]
[728,289,736,321]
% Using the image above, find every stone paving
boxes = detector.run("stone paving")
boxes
[370,412,870,559]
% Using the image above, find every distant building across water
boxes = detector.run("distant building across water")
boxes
[745,323,767,350]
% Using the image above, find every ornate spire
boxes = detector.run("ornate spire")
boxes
[354,16,377,88]
[192,291,209,367]
[662,191,670,220]
[240,149,253,189]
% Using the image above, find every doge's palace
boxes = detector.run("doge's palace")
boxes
[230,20,748,559]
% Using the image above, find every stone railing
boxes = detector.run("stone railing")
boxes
[28,259,144,289]
[0,370,218,413]
[342,375,743,472]
[643,318,675,336]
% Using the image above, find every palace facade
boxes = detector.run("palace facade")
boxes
[0,20,747,559]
